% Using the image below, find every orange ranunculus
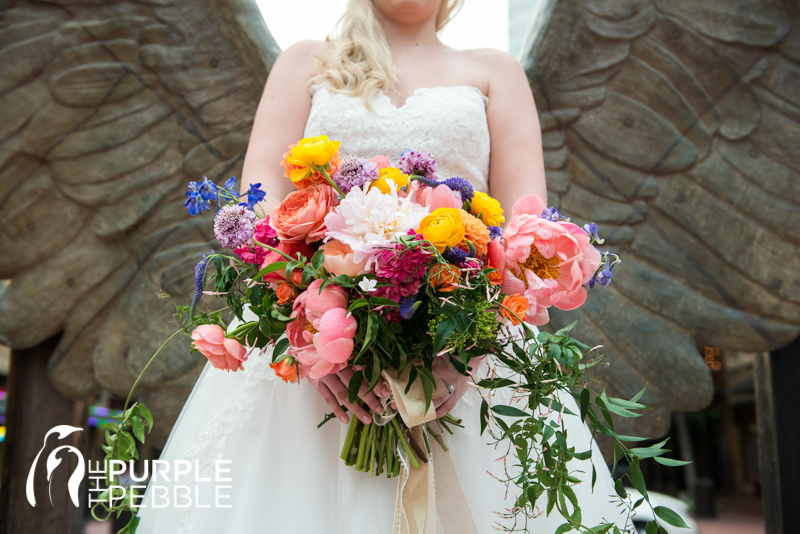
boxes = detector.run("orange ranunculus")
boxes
[271,358,298,383]
[430,263,461,292]
[270,183,338,244]
[500,295,528,325]
[276,283,298,305]
[280,135,342,190]
[459,209,490,257]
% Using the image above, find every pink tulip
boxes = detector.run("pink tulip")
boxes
[412,183,462,210]
[369,155,391,169]
[502,195,601,325]
[191,324,247,372]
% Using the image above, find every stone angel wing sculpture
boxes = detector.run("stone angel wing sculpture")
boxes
[0,0,279,444]
[522,0,800,435]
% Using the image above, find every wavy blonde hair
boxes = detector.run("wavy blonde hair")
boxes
[312,0,465,104]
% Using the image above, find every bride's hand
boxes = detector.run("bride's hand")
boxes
[431,355,479,419]
[311,367,390,425]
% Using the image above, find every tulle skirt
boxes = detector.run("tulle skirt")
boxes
[136,318,631,534]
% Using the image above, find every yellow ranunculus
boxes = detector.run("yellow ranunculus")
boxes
[286,135,341,181]
[470,191,505,227]
[418,208,465,252]
[370,167,409,194]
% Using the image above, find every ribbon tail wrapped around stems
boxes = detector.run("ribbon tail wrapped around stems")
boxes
[381,367,478,534]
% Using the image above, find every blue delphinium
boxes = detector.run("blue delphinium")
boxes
[583,222,603,244]
[443,246,469,264]
[185,182,211,216]
[488,226,503,240]
[197,176,218,201]
[399,293,420,320]
[597,264,614,287]
[245,182,266,208]
[190,250,214,319]
[541,207,562,221]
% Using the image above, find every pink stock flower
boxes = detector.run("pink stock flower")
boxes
[501,195,601,325]
[288,279,356,380]
[270,183,338,244]
[191,324,247,372]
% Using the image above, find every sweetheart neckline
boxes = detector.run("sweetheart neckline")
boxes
[311,83,489,112]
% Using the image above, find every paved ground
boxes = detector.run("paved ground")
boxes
[694,494,765,534]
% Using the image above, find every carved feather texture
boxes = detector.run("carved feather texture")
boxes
[0,0,279,444]
[521,0,800,436]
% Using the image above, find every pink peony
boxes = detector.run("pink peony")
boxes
[287,279,356,380]
[501,195,601,325]
[191,324,247,372]
[270,183,338,244]
[320,239,368,277]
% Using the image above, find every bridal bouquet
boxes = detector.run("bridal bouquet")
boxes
[97,136,690,534]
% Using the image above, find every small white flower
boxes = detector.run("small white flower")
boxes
[358,278,378,292]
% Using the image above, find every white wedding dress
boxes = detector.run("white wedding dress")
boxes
[136,84,632,534]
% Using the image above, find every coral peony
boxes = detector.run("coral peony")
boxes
[287,279,356,380]
[320,240,368,277]
[501,195,601,325]
[191,324,247,372]
[486,237,505,285]
[270,184,338,244]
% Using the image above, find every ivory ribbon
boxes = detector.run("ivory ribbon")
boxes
[382,368,479,534]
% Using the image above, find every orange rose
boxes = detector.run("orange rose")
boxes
[430,263,461,292]
[500,295,528,325]
[459,209,490,257]
[270,183,338,244]
[276,283,297,305]
[487,269,503,285]
[271,358,298,383]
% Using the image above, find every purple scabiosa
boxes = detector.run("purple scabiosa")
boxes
[213,204,256,249]
[488,225,503,240]
[331,156,379,193]
[541,207,562,221]
[190,250,214,319]
[399,150,437,180]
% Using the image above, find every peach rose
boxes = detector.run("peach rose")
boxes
[191,324,247,372]
[270,184,338,244]
[276,283,297,305]
[459,209,490,257]
[321,240,368,277]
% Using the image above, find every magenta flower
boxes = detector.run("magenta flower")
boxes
[233,217,278,265]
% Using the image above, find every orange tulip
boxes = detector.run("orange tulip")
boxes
[500,294,528,325]
[430,263,461,292]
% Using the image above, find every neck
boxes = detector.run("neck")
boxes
[377,14,442,52]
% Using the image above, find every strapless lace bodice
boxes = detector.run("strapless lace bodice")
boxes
[304,84,491,193]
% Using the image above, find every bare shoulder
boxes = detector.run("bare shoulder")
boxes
[449,48,527,97]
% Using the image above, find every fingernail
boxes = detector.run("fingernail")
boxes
[361,415,372,424]
[339,414,349,423]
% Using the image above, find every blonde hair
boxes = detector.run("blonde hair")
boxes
[312,0,464,104]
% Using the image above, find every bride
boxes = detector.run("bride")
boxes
[137,1,632,532]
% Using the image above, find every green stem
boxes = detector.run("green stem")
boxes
[356,421,371,471]
[368,424,378,477]
[252,238,296,262]
[317,167,344,196]
[386,425,395,477]
[341,416,360,461]
[391,418,419,469]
